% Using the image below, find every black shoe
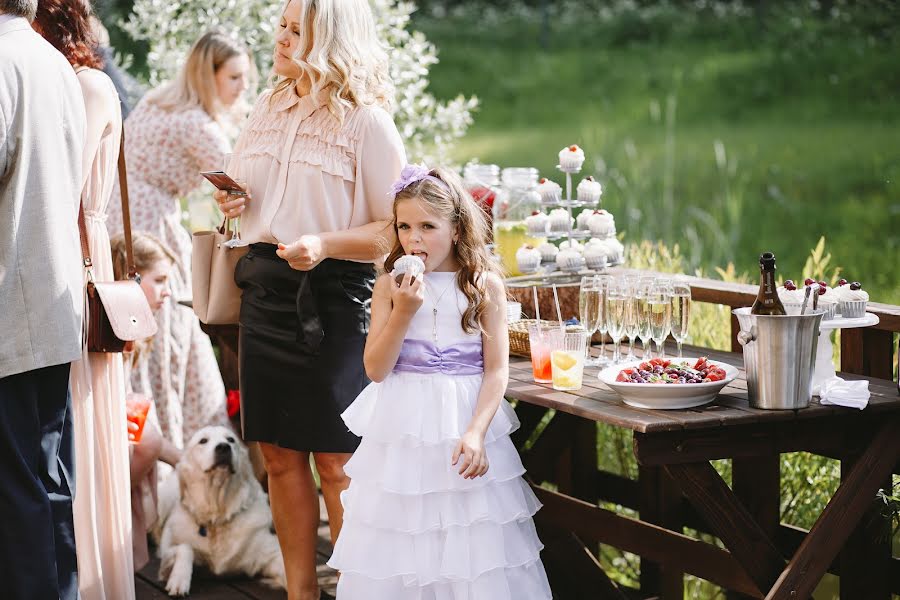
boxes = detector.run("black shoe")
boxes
[320,591,336,600]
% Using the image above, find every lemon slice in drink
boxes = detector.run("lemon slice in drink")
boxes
[551,350,578,371]
[553,375,578,388]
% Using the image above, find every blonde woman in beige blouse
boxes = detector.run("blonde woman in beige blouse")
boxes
[215,1,405,598]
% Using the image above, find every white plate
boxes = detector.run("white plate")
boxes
[598,357,740,410]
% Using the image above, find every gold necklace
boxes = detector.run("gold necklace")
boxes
[424,274,456,344]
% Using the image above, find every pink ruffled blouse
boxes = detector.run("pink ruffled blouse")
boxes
[230,89,406,254]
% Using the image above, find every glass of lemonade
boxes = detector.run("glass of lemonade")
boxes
[527,321,558,383]
[550,330,588,391]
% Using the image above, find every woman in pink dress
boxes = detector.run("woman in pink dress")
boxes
[33,1,133,598]
[107,31,253,456]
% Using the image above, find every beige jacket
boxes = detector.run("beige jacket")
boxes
[0,17,85,378]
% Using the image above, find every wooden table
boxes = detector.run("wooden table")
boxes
[506,344,900,599]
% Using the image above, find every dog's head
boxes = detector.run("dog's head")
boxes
[177,426,258,527]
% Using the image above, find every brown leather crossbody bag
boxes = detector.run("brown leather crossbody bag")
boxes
[77,127,157,353]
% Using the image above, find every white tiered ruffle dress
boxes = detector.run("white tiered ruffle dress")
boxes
[328,271,552,599]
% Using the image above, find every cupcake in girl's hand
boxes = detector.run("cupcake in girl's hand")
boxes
[515,244,542,273]
[537,177,562,204]
[392,254,426,284]
[836,279,869,318]
[556,249,585,272]
[538,242,559,263]
[558,144,585,171]
[548,208,573,232]
[587,210,616,238]
[576,176,602,204]
[525,210,549,235]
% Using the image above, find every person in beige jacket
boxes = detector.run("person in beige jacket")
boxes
[0,1,85,598]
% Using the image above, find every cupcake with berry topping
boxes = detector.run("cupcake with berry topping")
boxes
[525,210,549,235]
[801,278,836,320]
[556,248,585,272]
[537,177,562,204]
[776,279,807,313]
[548,208,573,232]
[576,176,603,204]
[835,279,869,318]
[515,244,542,273]
[558,144,586,171]
[587,210,616,238]
[575,209,594,232]
[537,241,559,264]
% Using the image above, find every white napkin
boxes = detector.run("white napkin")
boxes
[819,376,870,410]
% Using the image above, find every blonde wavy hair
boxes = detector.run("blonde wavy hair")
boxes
[146,30,253,121]
[270,0,394,121]
[384,167,500,335]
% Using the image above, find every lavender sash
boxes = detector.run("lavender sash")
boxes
[393,339,484,376]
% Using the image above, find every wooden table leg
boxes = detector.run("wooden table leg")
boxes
[639,465,684,598]
[765,416,900,600]
[665,461,785,596]
[727,454,781,600]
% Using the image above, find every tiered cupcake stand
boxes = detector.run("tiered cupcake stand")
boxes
[508,154,624,287]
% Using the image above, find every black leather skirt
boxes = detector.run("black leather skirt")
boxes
[235,243,373,452]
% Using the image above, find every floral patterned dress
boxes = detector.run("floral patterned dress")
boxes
[106,98,230,453]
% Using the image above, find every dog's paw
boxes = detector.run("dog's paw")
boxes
[165,570,192,597]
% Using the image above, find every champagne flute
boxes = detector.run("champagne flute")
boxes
[623,282,640,361]
[222,153,249,249]
[605,280,627,364]
[595,275,611,365]
[636,277,654,359]
[647,282,672,359]
[670,279,692,358]
[579,276,602,366]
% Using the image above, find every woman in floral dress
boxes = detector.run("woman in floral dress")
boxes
[107,30,253,454]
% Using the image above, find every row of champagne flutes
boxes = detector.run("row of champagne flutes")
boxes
[579,274,692,367]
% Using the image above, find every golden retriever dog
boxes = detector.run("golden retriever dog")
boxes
[156,426,285,596]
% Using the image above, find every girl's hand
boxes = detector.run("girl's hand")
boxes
[277,235,326,271]
[452,429,489,479]
[213,187,250,219]
[391,271,424,317]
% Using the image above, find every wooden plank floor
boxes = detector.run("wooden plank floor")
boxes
[136,496,337,599]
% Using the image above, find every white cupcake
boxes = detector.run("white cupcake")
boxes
[558,239,584,253]
[538,242,559,263]
[776,281,806,312]
[575,209,593,231]
[525,211,549,235]
[587,210,616,238]
[576,176,602,204]
[558,144,585,171]
[603,238,625,264]
[515,244,542,273]
[556,249,585,272]
[391,254,426,284]
[804,282,836,320]
[537,178,562,204]
[584,243,610,270]
[548,208,573,232]
[837,281,869,318]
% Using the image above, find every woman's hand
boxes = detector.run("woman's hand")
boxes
[277,235,327,271]
[452,429,489,479]
[213,188,249,219]
[390,271,424,317]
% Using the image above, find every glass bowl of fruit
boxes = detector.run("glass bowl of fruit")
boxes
[597,357,739,409]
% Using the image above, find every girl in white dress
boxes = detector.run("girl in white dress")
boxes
[328,165,552,599]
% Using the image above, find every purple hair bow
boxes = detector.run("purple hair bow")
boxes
[389,164,449,197]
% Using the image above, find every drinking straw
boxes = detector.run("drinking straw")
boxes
[532,286,541,322]
[552,284,564,332]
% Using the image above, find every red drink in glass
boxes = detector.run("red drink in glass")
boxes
[126,393,152,444]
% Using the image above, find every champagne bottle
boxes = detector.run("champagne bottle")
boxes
[751,252,786,315]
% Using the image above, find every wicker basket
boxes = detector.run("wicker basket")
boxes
[508,319,583,357]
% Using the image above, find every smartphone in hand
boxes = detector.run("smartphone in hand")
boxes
[201,170,247,196]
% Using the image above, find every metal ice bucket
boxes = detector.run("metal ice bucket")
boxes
[733,307,824,410]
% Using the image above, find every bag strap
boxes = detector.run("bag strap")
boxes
[78,124,139,282]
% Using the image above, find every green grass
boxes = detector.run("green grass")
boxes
[413,2,900,303]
